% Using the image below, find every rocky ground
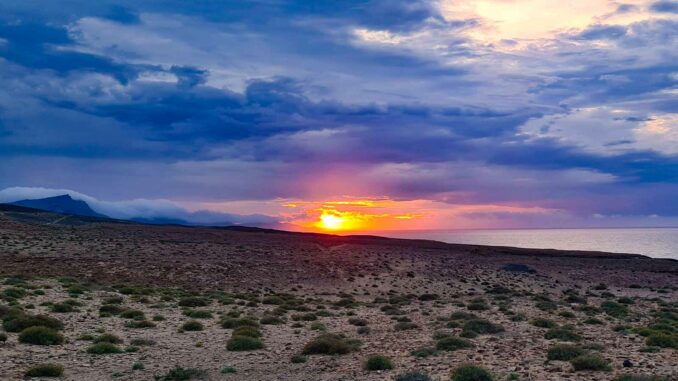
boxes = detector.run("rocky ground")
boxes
[0,207,676,380]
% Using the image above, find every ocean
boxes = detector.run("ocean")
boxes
[380,228,678,260]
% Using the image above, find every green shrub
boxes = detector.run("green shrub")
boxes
[181,320,204,331]
[462,319,504,335]
[601,301,628,318]
[120,309,145,319]
[570,354,610,371]
[94,333,122,344]
[18,326,64,345]
[395,371,433,381]
[531,318,557,328]
[3,287,26,299]
[260,315,284,325]
[395,321,418,331]
[178,297,210,307]
[87,342,123,354]
[185,310,212,319]
[130,338,156,346]
[0,332,6,342]
[290,355,307,363]
[232,326,261,338]
[220,366,236,374]
[3,314,63,332]
[451,364,493,381]
[100,304,125,315]
[645,333,677,348]
[125,320,156,329]
[436,336,473,351]
[132,361,145,370]
[25,363,64,377]
[50,303,77,313]
[302,333,356,355]
[467,300,489,311]
[226,335,263,351]
[411,346,437,358]
[449,312,477,320]
[546,344,586,361]
[545,327,581,342]
[365,355,393,371]
[161,366,207,380]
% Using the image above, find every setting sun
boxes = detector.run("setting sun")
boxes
[318,212,346,230]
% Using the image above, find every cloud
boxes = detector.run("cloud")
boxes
[0,186,278,226]
[0,0,677,229]
[650,1,678,13]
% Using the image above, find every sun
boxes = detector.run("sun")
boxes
[319,212,345,230]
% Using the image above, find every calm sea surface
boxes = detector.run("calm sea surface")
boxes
[379,228,678,260]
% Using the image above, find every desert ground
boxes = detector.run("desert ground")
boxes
[0,206,676,380]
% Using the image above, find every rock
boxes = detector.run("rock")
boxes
[623,359,633,368]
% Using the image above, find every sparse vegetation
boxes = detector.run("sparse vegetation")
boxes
[18,326,64,345]
[364,354,393,371]
[451,364,493,381]
[25,363,64,377]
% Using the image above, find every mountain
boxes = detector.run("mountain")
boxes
[10,194,109,219]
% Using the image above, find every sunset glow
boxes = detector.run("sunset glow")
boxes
[318,212,346,230]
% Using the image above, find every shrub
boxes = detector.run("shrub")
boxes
[220,366,236,374]
[18,326,64,345]
[395,371,433,381]
[87,342,123,354]
[24,363,64,377]
[436,337,473,351]
[348,318,367,326]
[260,315,284,325]
[232,326,261,338]
[365,355,393,371]
[601,301,628,318]
[181,320,204,331]
[463,319,504,335]
[646,333,677,348]
[451,364,493,381]
[531,318,557,329]
[546,344,586,361]
[570,354,611,371]
[100,304,125,315]
[3,287,26,299]
[104,296,123,304]
[161,367,207,380]
[120,309,145,320]
[395,322,418,331]
[185,310,212,319]
[545,327,581,342]
[411,346,437,358]
[291,355,307,363]
[178,297,210,307]
[3,314,63,332]
[220,317,259,329]
[226,335,263,351]
[0,332,6,342]
[130,338,156,346]
[94,333,122,344]
[467,300,489,311]
[302,333,356,355]
[125,320,156,329]
[449,311,477,320]
[132,362,145,370]
[51,303,77,313]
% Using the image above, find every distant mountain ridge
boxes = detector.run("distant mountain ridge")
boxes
[10,194,109,219]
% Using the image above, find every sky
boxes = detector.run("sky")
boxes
[0,0,677,232]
